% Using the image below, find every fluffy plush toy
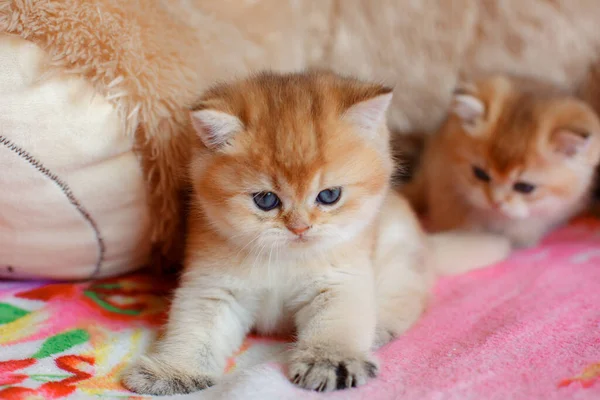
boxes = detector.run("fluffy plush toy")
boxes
[0,34,150,279]
[1,0,598,279]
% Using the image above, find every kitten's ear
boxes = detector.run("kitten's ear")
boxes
[343,88,393,137]
[190,108,243,150]
[450,84,486,132]
[551,128,591,157]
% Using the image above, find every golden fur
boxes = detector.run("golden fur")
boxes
[3,1,600,267]
[404,75,600,247]
[121,71,510,395]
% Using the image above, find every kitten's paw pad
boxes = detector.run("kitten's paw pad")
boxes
[288,350,378,392]
[122,356,215,395]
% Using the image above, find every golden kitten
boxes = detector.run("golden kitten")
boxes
[122,71,510,395]
[403,74,600,248]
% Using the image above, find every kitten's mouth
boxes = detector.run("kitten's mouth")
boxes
[289,235,311,246]
[489,207,512,218]
[491,206,528,220]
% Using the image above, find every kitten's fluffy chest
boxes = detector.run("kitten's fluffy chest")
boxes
[252,279,311,335]
[238,242,372,335]
[186,213,375,334]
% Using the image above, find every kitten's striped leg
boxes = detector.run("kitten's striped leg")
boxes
[122,279,255,395]
[289,267,378,392]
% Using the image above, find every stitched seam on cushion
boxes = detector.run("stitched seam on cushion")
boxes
[0,135,105,278]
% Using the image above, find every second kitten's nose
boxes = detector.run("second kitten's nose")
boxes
[288,225,310,236]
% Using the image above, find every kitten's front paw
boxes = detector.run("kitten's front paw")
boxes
[122,355,216,395]
[288,346,378,392]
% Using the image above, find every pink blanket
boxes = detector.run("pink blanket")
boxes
[1,217,599,399]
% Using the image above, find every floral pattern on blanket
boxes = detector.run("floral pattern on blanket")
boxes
[0,275,290,399]
[560,363,600,389]
[0,276,172,399]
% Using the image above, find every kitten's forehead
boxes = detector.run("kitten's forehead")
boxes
[274,171,322,199]
[227,73,386,177]
[486,98,537,173]
[242,115,329,194]
[196,71,392,198]
[248,134,374,195]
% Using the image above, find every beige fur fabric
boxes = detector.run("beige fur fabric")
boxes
[1,0,599,268]
[323,0,600,132]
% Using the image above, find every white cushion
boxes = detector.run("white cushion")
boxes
[0,34,151,280]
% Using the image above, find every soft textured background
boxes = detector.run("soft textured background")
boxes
[1,217,599,399]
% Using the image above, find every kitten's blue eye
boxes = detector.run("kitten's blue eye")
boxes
[253,192,281,211]
[513,182,536,194]
[316,187,342,205]
[472,166,491,182]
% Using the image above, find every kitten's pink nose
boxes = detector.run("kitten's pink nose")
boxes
[488,195,503,209]
[288,225,310,236]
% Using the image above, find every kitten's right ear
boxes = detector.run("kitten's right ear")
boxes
[343,88,393,138]
[450,85,486,133]
[190,108,243,150]
[551,128,591,157]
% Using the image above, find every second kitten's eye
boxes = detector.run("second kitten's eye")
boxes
[253,192,281,211]
[513,182,536,194]
[472,166,491,182]
[316,187,342,205]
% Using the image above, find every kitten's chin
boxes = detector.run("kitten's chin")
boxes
[473,198,529,220]
[288,236,311,246]
[483,206,528,221]
[499,205,529,220]
[279,234,348,255]
[285,237,334,253]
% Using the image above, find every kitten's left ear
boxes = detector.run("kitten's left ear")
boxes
[551,128,591,157]
[450,83,486,133]
[343,88,393,138]
[190,107,243,150]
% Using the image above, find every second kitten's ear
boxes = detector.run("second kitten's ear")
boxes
[343,88,393,138]
[190,108,243,150]
[451,85,486,133]
[551,128,591,157]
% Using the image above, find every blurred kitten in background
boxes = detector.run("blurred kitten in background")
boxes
[401,74,600,248]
